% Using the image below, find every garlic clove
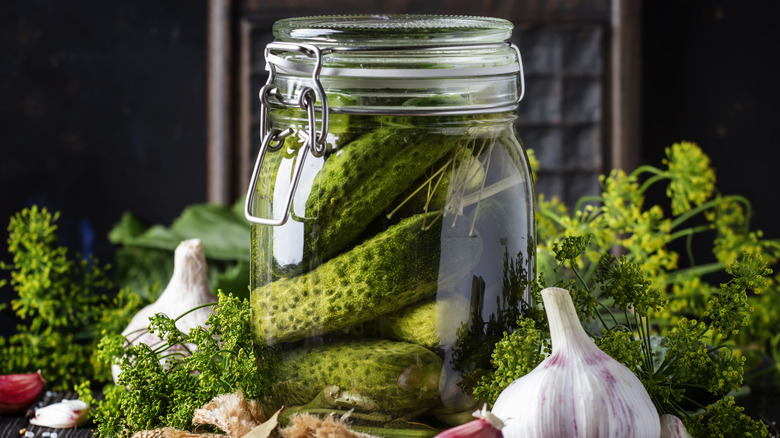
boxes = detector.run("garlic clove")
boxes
[113,238,218,383]
[660,414,693,438]
[29,399,89,428]
[434,405,504,438]
[491,287,660,438]
[0,371,45,414]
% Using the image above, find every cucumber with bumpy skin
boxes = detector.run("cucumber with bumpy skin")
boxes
[303,125,461,265]
[343,296,470,349]
[251,212,444,344]
[274,339,443,416]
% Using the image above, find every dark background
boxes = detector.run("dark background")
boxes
[642,0,780,233]
[0,1,208,263]
[1,1,779,327]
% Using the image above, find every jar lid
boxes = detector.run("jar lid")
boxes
[263,14,524,116]
[273,14,514,46]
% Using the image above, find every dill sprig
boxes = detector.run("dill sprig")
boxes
[476,141,777,436]
[0,206,144,390]
[92,291,277,438]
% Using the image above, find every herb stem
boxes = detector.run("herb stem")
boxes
[686,232,696,266]
[653,351,679,379]
[573,267,589,291]
[668,224,715,242]
[387,159,451,220]
[173,302,218,321]
[537,208,566,227]
[668,262,724,281]
[668,199,718,230]
[582,261,599,286]
[638,174,668,195]
[596,301,619,329]
[158,351,189,361]
[632,165,666,178]
[574,196,604,212]
[667,194,751,231]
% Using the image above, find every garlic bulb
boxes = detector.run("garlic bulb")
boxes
[113,239,217,382]
[491,287,660,438]
[660,414,692,438]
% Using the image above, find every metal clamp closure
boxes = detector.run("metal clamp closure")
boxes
[246,41,526,226]
[245,42,329,226]
[261,42,329,145]
[510,43,526,104]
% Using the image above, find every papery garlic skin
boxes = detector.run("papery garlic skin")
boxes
[434,405,504,438]
[660,414,692,438]
[126,238,217,338]
[492,287,660,438]
[113,239,218,382]
[0,371,45,414]
[30,399,89,428]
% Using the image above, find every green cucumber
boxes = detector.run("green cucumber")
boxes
[303,126,460,265]
[343,296,470,349]
[251,212,444,344]
[273,339,443,416]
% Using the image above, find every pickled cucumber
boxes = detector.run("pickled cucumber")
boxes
[343,296,470,349]
[303,127,460,265]
[274,339,443,415]
[251,212,444,344]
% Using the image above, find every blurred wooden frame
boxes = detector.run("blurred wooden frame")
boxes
[207,0,641,204]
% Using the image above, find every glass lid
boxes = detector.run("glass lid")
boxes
[273,14,514,46]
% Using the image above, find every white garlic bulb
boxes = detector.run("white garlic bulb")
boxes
[113,238,218,383]
[491,287,660,438]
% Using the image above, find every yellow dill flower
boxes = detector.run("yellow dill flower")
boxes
[663,141,716,215]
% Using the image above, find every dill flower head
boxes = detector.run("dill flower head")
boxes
[663,141,716,215]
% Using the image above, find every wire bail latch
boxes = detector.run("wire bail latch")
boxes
[245,42,329,226]
[246,40,525,226]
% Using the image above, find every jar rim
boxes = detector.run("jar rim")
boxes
[263,14,524,117]
[273,14,514,46]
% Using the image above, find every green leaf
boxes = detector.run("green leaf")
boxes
[109,200,250,262]
[114,246,170,301]
[168,204,250,261]
[213,262,251,300]
[108,212,149,244]
[109,199,251,302]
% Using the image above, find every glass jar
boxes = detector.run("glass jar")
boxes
[245,15,535,434]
